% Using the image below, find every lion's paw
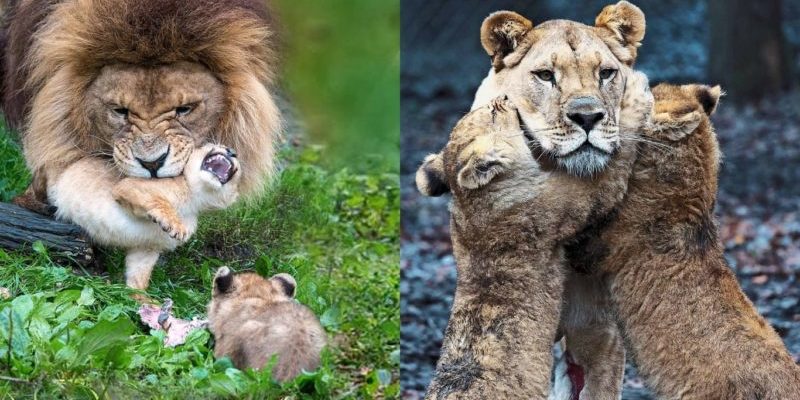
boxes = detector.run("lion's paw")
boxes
[147,210,190,241]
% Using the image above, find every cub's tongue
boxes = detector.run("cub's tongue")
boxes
[201,153,234,184]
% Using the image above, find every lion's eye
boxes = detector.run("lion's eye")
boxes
[533,70,555,83]
[175,105,193,116]
[112,107,129,117]
[599,68,617,80]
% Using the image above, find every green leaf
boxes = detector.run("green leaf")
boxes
[376,369,391,386]
[10,295,34,322]
[31,241,46,255]
[97,305,124,321]
[56,305,82,324]
[77,287,95,306]
[73,317,135,366]
[191,367,209,381]
[319,304,340,329]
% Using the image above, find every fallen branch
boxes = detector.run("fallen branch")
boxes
[0,202,93,266]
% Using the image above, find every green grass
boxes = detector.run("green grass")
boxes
[275,0,400,173]
[0,140,400,398]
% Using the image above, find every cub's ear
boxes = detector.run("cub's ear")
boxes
[480,11,534,71]
[214,266,234,294]
[416,153,450,196]
[595,1,646,65]
[270,273,297,298]
[457,145,509,190]
[694,84,722,116]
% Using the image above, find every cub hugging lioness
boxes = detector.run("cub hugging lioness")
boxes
[415,68,651,398]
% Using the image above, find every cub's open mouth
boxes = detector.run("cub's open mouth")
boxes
[201,152,237,184]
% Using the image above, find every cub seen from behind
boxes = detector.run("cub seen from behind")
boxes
[207,267,326,382]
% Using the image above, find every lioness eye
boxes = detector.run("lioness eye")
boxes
[175,105,193,116]
[599,68,617,80]
[112,107,129,117]
[533,70,555,83]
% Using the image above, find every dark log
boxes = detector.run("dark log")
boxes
[0,202,93,266]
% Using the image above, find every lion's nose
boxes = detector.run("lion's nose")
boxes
[566,96,605,133]
[567,111,604,133]
[136,150,169,178]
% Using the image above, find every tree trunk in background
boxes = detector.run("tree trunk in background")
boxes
[709,0,790,102]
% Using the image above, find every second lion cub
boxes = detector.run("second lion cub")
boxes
[49,143,241,291]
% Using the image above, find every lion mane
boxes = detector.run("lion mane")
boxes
[1,0,281,199]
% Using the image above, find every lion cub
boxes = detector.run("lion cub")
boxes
[592,84,800,399]
[207,267,326,381]
[48,143,241,290]
[415,93,642,398]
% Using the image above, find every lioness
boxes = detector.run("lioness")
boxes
[207,267,326,382]
[584,84,800,399]
[467,2,648,398]
[416,71,650,397]
[49,144,241,290]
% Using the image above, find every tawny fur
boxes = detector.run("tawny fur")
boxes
[586,84,800,399]
[0,0,280,224]
[49,144,241,290]
[207,267,326,382]
[416,77,650,398]
[469,3,647,398]
[473,2,646,180]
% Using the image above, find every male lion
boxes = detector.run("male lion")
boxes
[0,0,280,289]
[468,2,648,398]
[415,72,650,398]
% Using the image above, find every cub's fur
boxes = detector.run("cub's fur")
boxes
[415,82,649,397]
[49,144,241,290]
[593,84,800,399]
[207,267,326,382]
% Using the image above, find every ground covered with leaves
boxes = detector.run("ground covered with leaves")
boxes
[0,136,400,399]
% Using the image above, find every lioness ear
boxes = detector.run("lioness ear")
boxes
[694,85,722,116]
[416,153,450,196]
[457,149,508,190]
[481,11,534,71]
[595,1,646,65]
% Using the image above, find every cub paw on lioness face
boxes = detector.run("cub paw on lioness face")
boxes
[474,1,647,177]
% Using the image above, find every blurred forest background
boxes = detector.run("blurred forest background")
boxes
[400,1,800,399]
[276,0,400,173]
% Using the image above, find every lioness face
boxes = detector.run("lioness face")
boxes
[499,22,627,176]
[477,2,646,177]
[86,62,225,178]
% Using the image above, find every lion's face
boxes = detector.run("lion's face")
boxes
[476,2,646,177]
[86,62,225,178]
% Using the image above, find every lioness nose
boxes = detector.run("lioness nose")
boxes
[566,96,605,133]
[567,111,605,133]
[136,150,169,178]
